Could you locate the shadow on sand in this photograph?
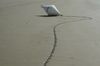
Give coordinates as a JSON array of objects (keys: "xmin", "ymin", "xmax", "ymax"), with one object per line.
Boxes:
[{"xmin": 36, "ymin": 15, "xmax": 59, "ymax": 17}]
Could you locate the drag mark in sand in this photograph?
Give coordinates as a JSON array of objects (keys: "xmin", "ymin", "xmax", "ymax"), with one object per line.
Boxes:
[{"xmin": 43, "ymin": 16, "xmax": 92, "ymax": 66}]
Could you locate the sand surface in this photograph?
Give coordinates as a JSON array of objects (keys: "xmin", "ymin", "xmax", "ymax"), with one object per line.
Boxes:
[{"xmin": 0, "ymin": 0, "xmax": 100, "ymax": 66}]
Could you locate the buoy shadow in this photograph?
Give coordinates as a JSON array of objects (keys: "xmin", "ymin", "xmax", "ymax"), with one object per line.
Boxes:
[{"xmin": 36, "ymin": 15, "xmax": 59, "ymax": 17}]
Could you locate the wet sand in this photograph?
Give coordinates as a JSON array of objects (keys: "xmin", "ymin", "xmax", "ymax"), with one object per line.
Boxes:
[{"xmin": 0, "ymin": 0, "xmax": 100, "ymax": 66}]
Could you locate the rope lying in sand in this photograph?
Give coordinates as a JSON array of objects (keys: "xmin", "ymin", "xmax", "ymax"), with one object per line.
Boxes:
[{"xmin": 43, "ymin": 16, "xmax": 93, "ymax": 66}]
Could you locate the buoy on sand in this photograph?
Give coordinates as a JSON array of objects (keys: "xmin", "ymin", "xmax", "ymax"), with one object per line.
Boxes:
[{"xmin": 41, "ymin": 5, "xmax": 61, "ymax": 16}]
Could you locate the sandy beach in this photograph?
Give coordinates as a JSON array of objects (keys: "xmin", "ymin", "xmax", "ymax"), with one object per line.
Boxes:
[{"xmin": 0, "ymin": 0, "xmax": 100, "ymax": 66}]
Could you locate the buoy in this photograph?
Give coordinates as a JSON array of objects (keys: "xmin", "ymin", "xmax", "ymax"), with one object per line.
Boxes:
[{"xmin": 41, "ymin": 5, "xmax": 61, "ymax": 16}]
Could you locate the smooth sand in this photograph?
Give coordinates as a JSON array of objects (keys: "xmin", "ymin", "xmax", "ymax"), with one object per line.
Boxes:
[{"xmin": 0, "ymin": 0, "xmax": 100, "ymax": 66}]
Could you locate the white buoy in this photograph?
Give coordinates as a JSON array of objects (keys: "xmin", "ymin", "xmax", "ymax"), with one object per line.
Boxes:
[{"xmin": 41, "ymin": 5, "xmax": 61, "ymax": 16}]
